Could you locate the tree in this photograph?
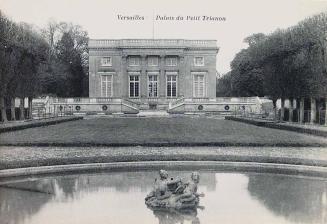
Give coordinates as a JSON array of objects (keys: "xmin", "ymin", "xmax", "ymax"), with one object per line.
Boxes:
[
  {"xmin": 229, "ymin": 12, "xmax": 327, "ymax": 100},
  {"xmin": 0, "ymin": 10, "xmax": 49, "ymax": 122},
  {"xmin": 216, "ymin": 72, "xmax": 232, "ymax": 97},
  {"xmin": 41, "ymin": 21, "xmax": 89, "ymax": 97}
]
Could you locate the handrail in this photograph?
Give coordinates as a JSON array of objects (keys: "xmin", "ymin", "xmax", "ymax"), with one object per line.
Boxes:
[
  {"xmin": 169, "ymin": 96, "xmax": 185, "ymax": 109},
  {"xmin": 122, "ymin": 98, "xmax": 139, "ymax": 109}
]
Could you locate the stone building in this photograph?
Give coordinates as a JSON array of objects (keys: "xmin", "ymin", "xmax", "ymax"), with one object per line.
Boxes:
[
  {"xmin": 88, "ymin": 39, "xmax": 218, "ymax": 110},
  {"xmin": 47, "ymin": 39, "xmax": 261, "ymax": 115}
]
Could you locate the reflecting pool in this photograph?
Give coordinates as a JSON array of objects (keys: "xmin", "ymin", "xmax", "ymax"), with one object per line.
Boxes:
[{"xmin": 0, "ymin": 170, "xmax": 326, "ymax": 224}]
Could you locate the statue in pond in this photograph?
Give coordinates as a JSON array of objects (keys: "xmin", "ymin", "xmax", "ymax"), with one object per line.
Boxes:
[{"xmin": 145, "ymin": 170, "xmax": 204, "ymax": 211}]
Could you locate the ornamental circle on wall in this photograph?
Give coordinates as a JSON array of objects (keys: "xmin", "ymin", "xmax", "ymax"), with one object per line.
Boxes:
[
  {"xmin": 224, "ymin": 105, "xmax": 230, "ymax": 111},
  {"xmin": 102, "ymin": 105, "xmax": 108, "ymax": 111},
  {"xmin": 75, "ymin": 105, "xmax": 81, "ymax": 111},
  {"xmin": 198, "ymin": 105, "xmax": 204, "ymax": 111}
]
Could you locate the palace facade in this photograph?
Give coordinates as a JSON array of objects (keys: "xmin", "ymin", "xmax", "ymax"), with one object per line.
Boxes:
[
  {"xmin": 46, "ymin": 39, "xmax": 261, "ymax": 115},
  {"xmin": 88, "ymin": 39, "xmax": 218, "ymax": 110}
]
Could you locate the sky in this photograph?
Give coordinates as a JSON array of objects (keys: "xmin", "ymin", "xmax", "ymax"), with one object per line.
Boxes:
[{"xmin": 1, "ymin": 0, "xmax": 327, "ymax": 74}]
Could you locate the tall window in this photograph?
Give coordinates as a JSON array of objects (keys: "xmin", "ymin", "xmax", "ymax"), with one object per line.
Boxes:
[
  {"xmin": 101, "ymin": 57, "xmax": 112, "ymax": 66},
  {"xmin": 101, "ymin": 75, "xmax": 113, "ymax": 97},
  {"xmin": 194, "ymin": 56, "xmax": 204, "ymax": 66},
  {"xmin": 148, "ymin": 75, "xmax": 158, "ymax": 97},
  {"xmin": 128, "ymin": 56, "xmax": 140, "ymax": 66},
  {"xmin": 129, "ymin": 75, "xmax": 139, "ymax": 97},
  {"xmin": 166, "ymin": 57, "xmax": 177, "ymax": 66},
  {"xmin": 167, "ymin": 75, "xmax": 177, "ymax": 97},
  {"xmin": 148, "ymin": 56, "xmax": 159, "ymax": 66},
  {"xmin": 193, "ymin": 74, "xmax": 205, "ymax": 97}
]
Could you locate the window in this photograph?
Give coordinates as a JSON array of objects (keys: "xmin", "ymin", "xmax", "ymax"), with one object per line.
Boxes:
[
  {"xmin": 101, "ymin": 57, "xmax": 112, "ymax": 66},
  {"xmin": 194, "ymin": 56, "xmax": 204, "ymax": 66},
  {"xmin": 128, "ymin": 56, "xmax": 140, "ymax": 66},
  {"xmin": 167, "ymin": 75, "xmax": 177, "ymax": 97},
  {"xmin": 193, "ymin": 74, "xmax": 205, "ymax": 97},
  {"xmin": 129, "ymin": 75, "xmax": 139, "ymax": 97},
  {"xmin": 101, "ymin": 75, "xmax": 113, "ymax": 97},
  {"xmin": 166, "ymin": 57, "xmax": 177, "ymax": 66},
  {"xmin": 148, "ymin": 56, "xmax": 159, "ymax": 66},
  {"xmin": 148, "ymin": 74, "xmax": 158, "ymax": 97}
]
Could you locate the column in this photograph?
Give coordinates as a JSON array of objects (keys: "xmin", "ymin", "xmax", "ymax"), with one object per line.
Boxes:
[
  {"xmin": 310, "ymin": 97, "xmax": 316, "ymax": 124},
  {"xmin": 159, "ymin": 55, "xmax": 166, "ymax": 99},
  {"xmin": 120, "ymin": 54, "xmax": 127, "ymax": 98},
  {"xmin": 140, "ymin": 55, "xmax": 147, "ymax": 99},
  {"xmin": 178, "ymin": 55, "xmax": 185, "ymax": 97},
  {"xmin": 280, "ymin": 98, "xmax": 285, "ymax": 121},
  {"xmin": 299, "ymin": 98, "xmax": 304, "ymax": 123},
  {"xmin": 289, "ymin": 98, "xmax": 294, "ymax": 122},
  {"xmin": 325, "ymin": 97, "xmax": 327, "ymax": 126}
]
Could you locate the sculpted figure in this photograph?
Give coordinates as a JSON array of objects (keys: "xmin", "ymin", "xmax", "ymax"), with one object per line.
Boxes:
[
  {"xmin": 145, "ymin": 170, "xmax": 171, "ymax": 203},
  {"xmin": 173, "ymin": 172, "xmax": 205, "ymax": 209},
  {"xmin": 145, "ymin": 170, "xmax": 204, "ymax": 211}
]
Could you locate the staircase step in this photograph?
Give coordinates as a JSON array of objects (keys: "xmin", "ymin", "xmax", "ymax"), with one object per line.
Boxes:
[{"xmin": 138, "ymin": 110, "xmax": 169, "ymax": 117}]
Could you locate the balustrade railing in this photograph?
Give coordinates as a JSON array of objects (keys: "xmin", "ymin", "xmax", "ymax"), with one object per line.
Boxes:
[
  {"xmin": 122, "ymin": 99, "xmax": 139, "ymax": 109},
  {"xmin": 169, "ymin": 96, "xmax": 185, "ymax": 108},
  {"xmin": 96, "ymin": 98, "xmax": 121, "ymax": 103},
  {"xmin": 89, "ymin": 39, "xmax": 217, "ymax": 49},
  {"xmin": 191, "ymin": 98, "xmax": 210, "ymax": 102}
]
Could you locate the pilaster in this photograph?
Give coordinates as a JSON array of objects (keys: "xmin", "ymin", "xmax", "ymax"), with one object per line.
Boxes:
[
  {"xmin": 121, "ymin": 54, "xmax": 128, "ymax": 98},
  {"xmin": 178, "ymin": 55, "xmax": 185, "ymax": 97},
  {"xmin": 140, "ymin": 55, "xmax": 147, "ymax": 98},
  {"xmin": 159, "ymin": 55, "xmax": 166, "ymax": 98}
]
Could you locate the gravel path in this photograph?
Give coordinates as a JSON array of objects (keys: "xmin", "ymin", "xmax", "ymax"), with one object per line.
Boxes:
[{"xmin": 0, "ymin": 146, "xmax": 326, "ymax": 170}]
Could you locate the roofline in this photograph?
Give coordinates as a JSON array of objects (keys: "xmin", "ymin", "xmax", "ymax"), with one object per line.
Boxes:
[{"xmin": 89, "ymin": 38, "xmax": 218, "ymax": 41}]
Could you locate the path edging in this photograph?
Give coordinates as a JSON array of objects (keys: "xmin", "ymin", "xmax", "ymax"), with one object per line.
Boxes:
[
  {"xmin": 225, "ymin": 116, "xmax": 327, "ymax": 137},
  {"xmin": 0, "ymin": 117, "xmax": 83, "ymax": 133}
]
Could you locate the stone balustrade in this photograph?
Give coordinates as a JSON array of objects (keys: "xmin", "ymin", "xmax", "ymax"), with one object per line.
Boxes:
[{"xmin": 89, "ymin": 39, "xmax": 218, "ymax": 49}]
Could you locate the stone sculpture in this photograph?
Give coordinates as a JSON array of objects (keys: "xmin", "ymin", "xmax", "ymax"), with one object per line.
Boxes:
[{"xmin": 145, "ymin": 170, "xmax": 204, "ymax": 211}]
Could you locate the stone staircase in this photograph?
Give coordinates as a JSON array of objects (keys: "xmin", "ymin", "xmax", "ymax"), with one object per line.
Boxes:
[
  {"xmin": 137, "ymin": 110, "xmax": 169, "ymax": 117},
  {"xmin": 32, "ymin": 102, "xmax": 46, "ymax": 118},
  {"xmin": 31, "ymin": 97, "xmax": 51, "ymax": 119}
]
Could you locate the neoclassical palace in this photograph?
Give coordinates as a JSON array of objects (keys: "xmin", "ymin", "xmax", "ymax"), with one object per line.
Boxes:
[
  {"xmin": 88, "ymin": 39, "xmax": 218, "ymax": 110},
  {"xmin": 45, "ymin": 39, "xmax": 261, "ymax": 115}
]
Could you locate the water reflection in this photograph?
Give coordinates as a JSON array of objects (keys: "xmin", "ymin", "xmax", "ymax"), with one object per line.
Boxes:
[
  {"xmin": 248, "ymin": 174, "xmax": 327, "ymax": 224},
  {"xmin": 0, "ymin": 171, "xmax": 326, "ymax": 224},
  {"xmin": 151, "ymin": 208, "xmax": 201, "ymax": 224},
  {"xmin": 0, "ymin": 179, "xmax": 57, "ymax": 224}
]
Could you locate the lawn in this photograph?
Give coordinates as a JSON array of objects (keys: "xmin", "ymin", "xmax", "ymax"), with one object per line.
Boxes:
[{"xmin": 0, "ymin": 117, "xmax": 327, "ymax": 146}]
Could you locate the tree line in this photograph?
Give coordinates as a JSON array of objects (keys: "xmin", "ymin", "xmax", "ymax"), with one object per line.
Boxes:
[
  {"xmin": 217, "ymin": 12, "xmax": 327, "ymax": 106},
  {"xmin": 0, "ymin": 11, "xmax": 88, "ymax": 122}
]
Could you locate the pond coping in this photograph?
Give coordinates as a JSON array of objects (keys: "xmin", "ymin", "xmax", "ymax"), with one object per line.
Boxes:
[{"xmin": 0, "ymin": 161, "xmax": 326, "ymax": 179}]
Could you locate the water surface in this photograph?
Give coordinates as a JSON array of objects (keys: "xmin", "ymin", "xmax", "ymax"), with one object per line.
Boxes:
[{"xmin": 0, "ymin": 170, "xmax": 326, "ymax": 224}]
